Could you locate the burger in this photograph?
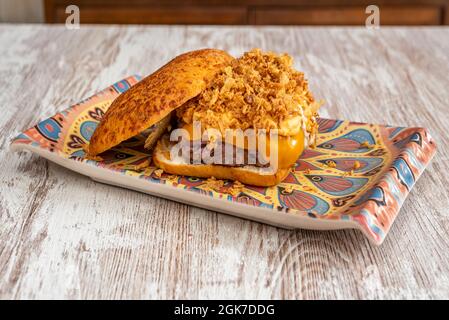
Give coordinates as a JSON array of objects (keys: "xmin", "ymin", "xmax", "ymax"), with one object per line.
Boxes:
[{"xmin": 88, "ymin": 48, "xmax": 321, "ymax": 187}]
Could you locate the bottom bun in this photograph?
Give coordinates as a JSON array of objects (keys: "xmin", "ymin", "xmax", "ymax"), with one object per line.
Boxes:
[{"xmin": 152, "ymin": 136, "xmax": 290, "ymax": 187}]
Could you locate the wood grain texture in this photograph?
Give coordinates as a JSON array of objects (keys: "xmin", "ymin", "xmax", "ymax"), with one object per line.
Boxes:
[{"xmin": 0, "ymin": 25, "xmax": 448, "ymax": 299}]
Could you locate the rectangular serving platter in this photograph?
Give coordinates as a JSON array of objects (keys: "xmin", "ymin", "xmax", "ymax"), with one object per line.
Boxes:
[{"xmin": 10, "ymin": 76, "xmax": 437, "ymax": 245}]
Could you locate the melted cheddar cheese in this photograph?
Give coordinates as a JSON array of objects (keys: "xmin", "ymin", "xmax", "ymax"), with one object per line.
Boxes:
[{"xmin": 179, "ymin": 123, "xmax": 305, "ymax": 169}]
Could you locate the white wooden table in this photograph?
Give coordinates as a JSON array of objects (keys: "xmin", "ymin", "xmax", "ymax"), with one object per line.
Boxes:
[{"xmin": 0, "ymin": 24, "xmax": 448, "ymax": 299}]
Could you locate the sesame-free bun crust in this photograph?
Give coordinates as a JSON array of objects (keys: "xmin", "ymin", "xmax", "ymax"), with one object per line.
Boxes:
[
  {"xmin": 152, "ymin": 136, "xmax": 290, "ymax": 187},
  {"xmin": 88, "ymin": 49, "xmax": 233, "ymax": 156}
]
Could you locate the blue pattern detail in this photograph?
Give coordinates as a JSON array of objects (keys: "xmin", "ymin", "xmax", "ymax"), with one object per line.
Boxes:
[
  {"xmin": 80, "ymin": 121, "xmax": 98, "ymax": 141},
  {"xmin": 360, "ymin": 209, "xmax": 385, "ymax": 238},
  {"xmin": 112, "ymin": 79, "xmax": 131, "ymax": 93},
  {"xmin": 388, "ymin": 127, "xmax": 405, "ymax": 139},
  {"xmin": 35, "ymin": 118, "xmax": 61, "ymax": 142},
  {"xmin": 392, "ymin": 158, "xmax": 415, "ymax": 191},
  {"xmin": 317, "ymin": 129, "xmax": 376, "ymax": 153},
  {"xmin": 354, "ymin": 186, "xmax": 386, "ymax": 206}
]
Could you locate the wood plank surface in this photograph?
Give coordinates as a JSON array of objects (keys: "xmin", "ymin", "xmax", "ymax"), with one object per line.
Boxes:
[{"xmin": 0, "ymin": 25, "xmax": 448, "ymax": 299}]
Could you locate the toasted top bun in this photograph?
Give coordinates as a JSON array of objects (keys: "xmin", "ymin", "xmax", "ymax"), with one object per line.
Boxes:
[{"xmin": 88, "ymin": 49, "xmax": 234, "ymax": 156}]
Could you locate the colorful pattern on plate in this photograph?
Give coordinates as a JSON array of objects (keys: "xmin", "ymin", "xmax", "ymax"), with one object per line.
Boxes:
[{"xmin": 11, "ymin": 76, "xmax": 436, "ymax": 244}]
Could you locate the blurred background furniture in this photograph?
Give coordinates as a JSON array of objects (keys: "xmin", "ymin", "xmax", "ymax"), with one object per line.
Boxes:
[
  {"xmin": 43, "ymin": 0, "xmax": 449, "ymax": 25},
  {"xmin": 2, "ymin": 0, "xmax": 448, "ymax": 25}
]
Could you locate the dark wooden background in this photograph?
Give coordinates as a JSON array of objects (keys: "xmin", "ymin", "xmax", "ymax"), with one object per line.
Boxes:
[{"xmin": 44, "ymin": 0, "xmax": 449, "ymax": 25}]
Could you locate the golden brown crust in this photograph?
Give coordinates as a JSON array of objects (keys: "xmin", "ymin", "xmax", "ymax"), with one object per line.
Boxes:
[
  {"xmin": 88, "ymin": 49, "xmax": 234, "ymax": 156},
  {"xmin": 152, "ymin": 137, "xmax": 290, "ymax": 187}
]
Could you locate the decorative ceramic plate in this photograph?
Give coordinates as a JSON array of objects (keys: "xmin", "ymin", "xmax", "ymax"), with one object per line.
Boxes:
[{"xmin": 10, "ymin": 76, "xmax": 436, "ymax": 245}]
